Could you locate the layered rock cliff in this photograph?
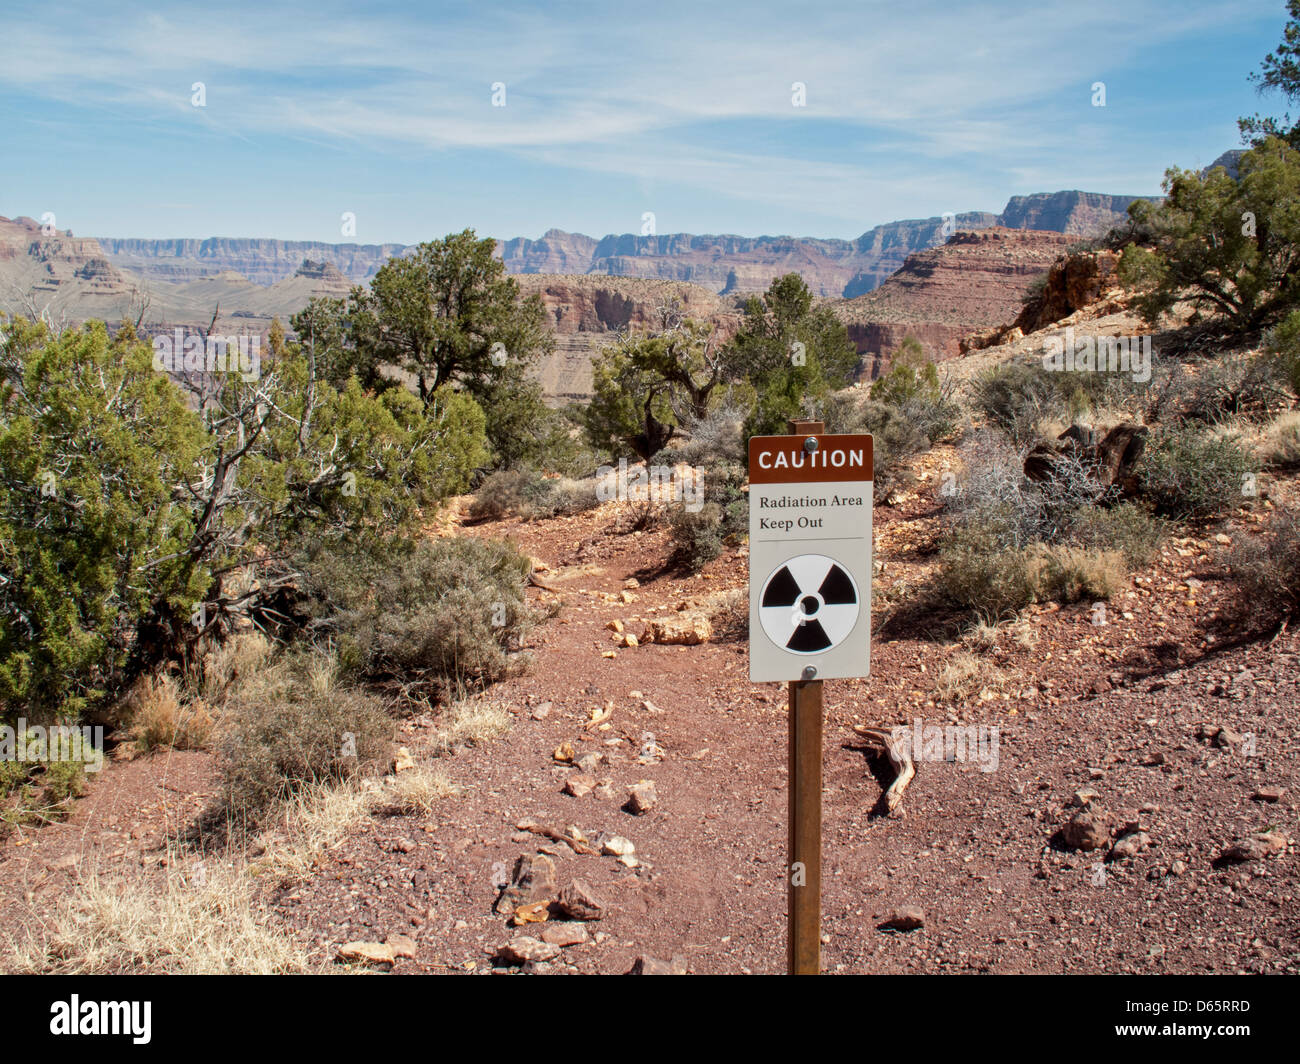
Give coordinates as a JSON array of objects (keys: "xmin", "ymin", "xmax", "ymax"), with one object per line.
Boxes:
[
  {"xmin": 89, "ymin": 190, "xmax": 1151, "ymax": 298},
  {"xmin": 832, "ymin": 227, "xmax": 1074, "ymax": 378}
]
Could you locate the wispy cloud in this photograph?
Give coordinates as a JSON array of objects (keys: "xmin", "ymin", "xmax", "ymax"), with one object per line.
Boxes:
[{"xmin": 0, "ymin": 0, "xmax": 1283, "ymax": 238}]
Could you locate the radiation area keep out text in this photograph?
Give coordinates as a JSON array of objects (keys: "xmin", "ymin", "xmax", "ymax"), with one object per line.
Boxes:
[{"xmin": 756, "ymin": 492, "xmax": 867, "ymax": 532}]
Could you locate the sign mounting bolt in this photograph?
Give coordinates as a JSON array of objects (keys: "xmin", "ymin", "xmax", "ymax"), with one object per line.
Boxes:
[
  {"xmin": 804, "ymin": 437, "xmax": 819, "ymax": 453},
  {"xmin": 802, "ymin": 665, "xmax": 818, "ymax": 680}
]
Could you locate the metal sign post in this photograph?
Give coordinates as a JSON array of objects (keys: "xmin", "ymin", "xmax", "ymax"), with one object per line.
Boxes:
[{"xmin": 749, "ymin": 419, "xmax": 873, "ymax": 975}]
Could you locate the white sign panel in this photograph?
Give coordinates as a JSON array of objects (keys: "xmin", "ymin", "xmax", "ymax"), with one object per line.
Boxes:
[{"xmin": 748, "ymin": 433, "xmax": 872, "ymax": 682}]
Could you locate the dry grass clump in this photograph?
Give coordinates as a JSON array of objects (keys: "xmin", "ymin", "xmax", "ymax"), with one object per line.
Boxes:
[
  {"xmin": 431, "ymin": 697, "xmax": 511, "ymax": 755},
  {"xmin": 934, "ymin": 650, "xmax": 991, "ymax": 702},
  {"xmin": 126, "ymin": 675, "xmax": 216, "ymax": 753},
  {"xmin": 1029, "ymin": 545, "xmax": 1126, "ymax": 604},
  {"xmin": 195, "ymin": 630, "xmax": 271, "ymax": 704},
  {"xmin": 6, "ymin": 861, "xmax": 318, "ymax": 974},
  {"xmin": 934, "ymin": 646, "xmax": 1025, "ymax": 704},
  {"xmin": 251, "ymin": 778, "xmax": 375, "ymax": 883},
  {"xmin": 1259, "ymin": 410, "xmax": 1300, "ymax": 470},
  {"xmin": 372, "ymin": 765, "xmax": 458, "ymax": 817}
]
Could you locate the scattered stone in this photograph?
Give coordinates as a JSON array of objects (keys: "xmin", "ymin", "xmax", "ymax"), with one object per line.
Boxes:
[
  {"xmin": 640, "ymin": 700, "xmax": 663, "ymax": 716},
  {"xmin": 626, "ymin": 780, "xmax": 658, "ymax": 815},
  {"xmin": 1142, "ymin": 751, "xmax": 1166, "ymax": 767},
  {"xmin": 337, "ymin": 941, "xmax": 395, "ymax": 968},
  {"xmin": 1109, "ymin": 831, "xmax": 1151, "ymax": 861},
  {"xmin": 512, "ymin": 901, "xmax": 550, "ymax": 925},
  {"xmin": 602, "ymin": 836, "xmax": 636, "ymax": 858},
  {"xmin": 563, "ymin": 774, "xmax": 597, "ymax": 799},
  {"xmin": 621, "ymin": 633, "xmax": 639, "ymax": 648},
  {"xmin": 563, "ymin": 825, "xmax": 588, "ymax": 844},
  {"xmin": 1252, "ymin": 785, "xmax": 1285, "ymax": 803},
  {"xmin": 624, "ymin": 578, "xmax": 640, "ymax": 589},
  {"xmin": 494, "ymin": 854, "xmax": 557, "ymax": 915},
  {"xmin": 1217, "ymin": 832, "xmax": 1289, "ymax": 865},
  {"xmin": 1196, "ymin": 723, "xmax": 1222, "ymax": 742},
  {"xmin": 1070, "ymin": 788, "xmax": 1100, "ymax": 808},
  {"xmin": 393, "ymin": 747, "xmax": 415, "ymax": 773},
  {"xmin": 642, "ymin": 616, "xmax": 712, "ymax": 646},
  {"xmin": 594, "ymin": 781, "xmax": 617, "ymax": 801},
  {"xmin": 496, "ymin": 937, "xmax": 561, "ymax": 966},
  {"xmin": 1061, "ymin": 810, "xmax": 1110, "ymax": 852},
  {"xmin": 628, "ymin": 954, "xmax": 687, "ymax": 974},
  {"xmin": 1215, "ymin": 727, "xmax": 1243, "ymax": 749},
  {"xmin": 531, "ymin": 701, "xmax": 553, "ymax": 721},
  {"xmin": 539, "ymin": 922, "xmax": 590, "ymax": 947},
  {"xmin": 879, "ymin": 906, "xmax": 925, "ymax": 932},
  {"xmin": 386, "ymin": 933, "xmax": 417, "ymax": 959},
  {"xmin": 606, "ymin": 619, "xmax": 624, "ymax": 634},
  {"xmin": 576, "ymin": 753, "xmax": 603, "ymax": 774},
  {"xmin": 553, "ymin": 742, "xmax": 576, "ymax": 763},
  {"xmin": 617, "ymin": 854, "xmax": 640, "ymax": 869},
  {"xmin": 555, "ymin": 879, "xmax": 606, "ymax": 921},
  {"xmin": 1170, "ymin": 860, "xmax": 1187, "ymax": 876}
]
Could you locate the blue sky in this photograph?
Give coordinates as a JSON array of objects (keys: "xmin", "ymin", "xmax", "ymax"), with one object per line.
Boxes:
[{"xmin": 0, "ymin": 0, "xmax": 1291, "ymax": 243}]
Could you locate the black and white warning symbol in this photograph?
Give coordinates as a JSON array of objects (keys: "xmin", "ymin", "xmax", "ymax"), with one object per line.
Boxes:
[{"xmin": 759, "ymin": 554, "xmax": 860, "ymax": 654}]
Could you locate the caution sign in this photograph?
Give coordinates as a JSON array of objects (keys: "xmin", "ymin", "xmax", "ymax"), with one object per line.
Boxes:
[{"xmin": 748, "ymin": 433, "xmax": 872, "ymax": 681}]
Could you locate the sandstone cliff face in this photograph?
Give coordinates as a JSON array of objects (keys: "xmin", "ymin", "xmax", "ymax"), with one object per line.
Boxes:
[
  {"xmin": 0, "ymin": 216, "xmax": 138, "ymax": 321},
  {"xmin": 962, "ymin": 247, "xmax": 1125, "ymax": 352},
  {"xmin": 832, "ymin": 227, "xmax": 1074, "ymax": 378},
  {"xmin": 513, "ymin": 275, "xmax": 737, "ymax": 399},
  {"xmin": 99, "ymin": 236, "xmax": 407, "ymax": 286},
  {"xmin": 90, "ymin": 190, "xmax": 1150, "ymax": 298},
  {"xmin": 998, "ymin": 191, "xmax": 1155, "ymax": 235}
]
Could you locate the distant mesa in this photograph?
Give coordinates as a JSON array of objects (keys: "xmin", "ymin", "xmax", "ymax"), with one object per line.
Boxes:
[
  {"xmin": 0, "ymin": 184, "xmax": 1163, "ymax": 401},
  {"xmin": 82, "ymin": 189, "xmax": 1154, "ymax": 299}
]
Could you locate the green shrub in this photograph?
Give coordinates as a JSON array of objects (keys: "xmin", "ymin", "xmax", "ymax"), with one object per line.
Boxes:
[
  {"xmin": 1069, "ymin": 501, "xmax": 1162, "ymax": 567},
  {"xmin": 669, "ymin": 502, "xmax": 724, "ymax": 572},
  {"xmin": 821, "ymin": 393, "xmax": 931, "ymax": 500},
  {"xmin": 0, "ymin": 732, "xmax": 86, "ymax": 831},
  {"xmin": 937, "ymin": 526, "xmax": 1039, "ymax": 617},
  {"xmin": 667, "ymin": 460, "xmax": 746, "ymax": 572},
  {"xmin": 1138, "ymin": 425, "xmax": 1257, "ymax": 519},
  {"xmin": 216, "ymin": 651, "xmax": 392, "ymax": 825},
  {"xmin": 970, "ymin": 362, "xmax": 1062, "ymax": 445},
  {"xmin": 1227, "ymin": 508, "xmax": 1300, "ymax": 616},
  {"xmin": 468, "ymin": 469, "xmax": 601, "ymax": 521},
  {"xmin": 1266, "ymin": 309, "xmax": 1300, "ymax": 398},
  {"xmin": 870, "ymin": 341, "xmax": 961, "ymax": 443},
  {"xmin": 299, "ymin": 535, "xmax": 534, "ymax": 695},
  {"xmin": 0, "ymin": 320, "xmax": 208, "ymax": 723}
]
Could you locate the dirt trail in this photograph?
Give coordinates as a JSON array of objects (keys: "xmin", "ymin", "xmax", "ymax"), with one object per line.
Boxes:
[{"xmin": 3, "ymin": 476, "xmax": 1297, "ymax": 974}]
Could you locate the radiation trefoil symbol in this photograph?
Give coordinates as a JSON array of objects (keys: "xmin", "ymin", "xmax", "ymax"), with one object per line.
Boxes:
[{"xmin": 759, "ymin": 554, "xmax": 860, "ymax": 654}]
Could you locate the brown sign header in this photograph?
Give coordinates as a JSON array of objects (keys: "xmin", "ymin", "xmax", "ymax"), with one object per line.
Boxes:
[{"xmin": 749, "ymin": 433, "xmax": 873, "ymax": 485}]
